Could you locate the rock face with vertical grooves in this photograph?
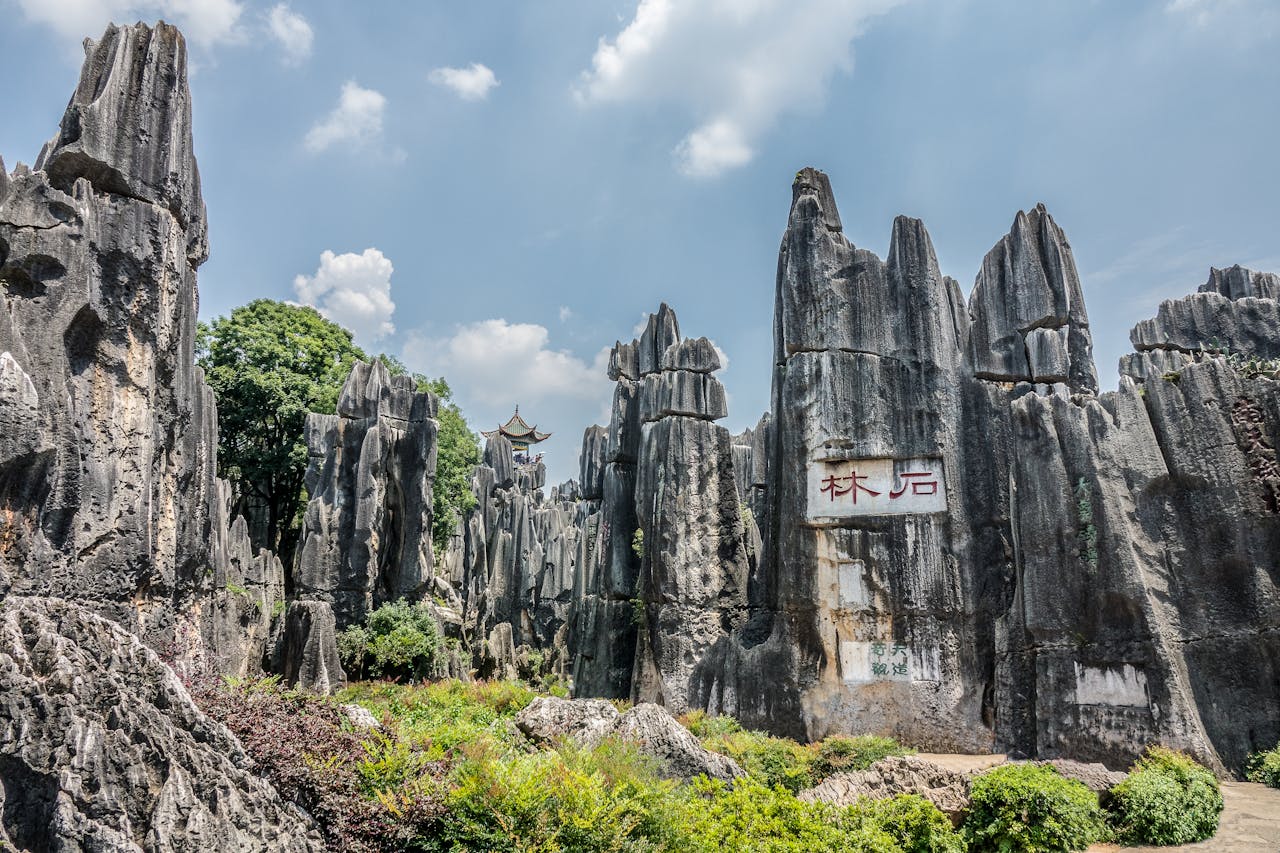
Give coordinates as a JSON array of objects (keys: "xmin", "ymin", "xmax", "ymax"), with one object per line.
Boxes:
[
  {"xmin": 294, "ymin": 359, "xmax": 439, "ymax": 627},
  {"xmin": 0, "ymin": 596, "xmax": 324, "ymax": 852},
  {"xmin": 446, "ymin": 430, "xmax": 586, "ymax": 682},
  {"xmin": 0, "ymin": 22, "xmax": 280, "ymax": 675},
  {"xmin": 685, "ymin": 167, "xmax": 1278, "ymax": 774}
]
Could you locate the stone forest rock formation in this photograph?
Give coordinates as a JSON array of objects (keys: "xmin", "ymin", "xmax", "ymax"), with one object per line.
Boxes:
[
  {"xmin": 0, "ymin": 596, "xmax": 324, "ymax": 851},
  {"xmin": 0, "ymin": 22, "xmax": 281, "ymax": 675},
  {"xmin": 679, "ymin": 167, "xmax": 1278, "ymax": 774}
]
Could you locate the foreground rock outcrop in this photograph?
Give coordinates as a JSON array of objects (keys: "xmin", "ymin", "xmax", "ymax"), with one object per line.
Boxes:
[
  {"xmin": 0, "ymin": 596, "xmax": 324, "ymax": 852},
  {"xmin": 0, "ymin": 22, "xmax": 281, "ymax": 674}
]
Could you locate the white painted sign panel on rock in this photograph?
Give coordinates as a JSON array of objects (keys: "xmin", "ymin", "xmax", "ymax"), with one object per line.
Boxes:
[{"xmin": 806, "ymin": 457, "xmax": 946, "ymax": 521}]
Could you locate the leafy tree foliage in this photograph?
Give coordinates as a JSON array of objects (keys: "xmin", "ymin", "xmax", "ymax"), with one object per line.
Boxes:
[
  {"xmin": 198, "ymin": 302, "xmax": 481, "ymax": 570},
  {"xmin": 197, "ymin": 300, "xmax": 367, "ymax": 566}
]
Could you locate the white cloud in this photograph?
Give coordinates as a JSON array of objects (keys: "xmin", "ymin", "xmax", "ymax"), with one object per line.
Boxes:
[
  {"xmin": 404, "ymin": 320, "xmax": 610, "ymax": 410},
  {"xmin": 576, "ymin": 0, "xmax": 904, "ymax": 177},
  {"xmin": 429, "ymin": 63, "xmax": 500, "ymax": 101},
  {"xmin": 402, "ymin": 320, "xmax": 614, "ymax": 484},
  {"xmin": 293, "ymin": 248, "xmax": 396, "ymax": 346},
  {"xmin": 558, "ymin": 306, "xmax": 574, "ymax": 322},
  {"xmin": 1165, "ymin": 0, "xmax": 1280, "ymax": 33},
  {"xmin": 265, "ymin": 3, "xmax": 312, "ymax": 65},
  {"xmin": 304, "ymin": 81, "xmax": 386, "ymax": 153},
  {"xmin": 13, "ymin": 0, "xmax": 245, "ymax": 48}
]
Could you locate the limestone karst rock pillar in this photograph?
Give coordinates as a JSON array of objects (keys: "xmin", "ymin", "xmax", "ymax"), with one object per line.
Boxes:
[
  {"xmin": 630, "ymin": 319, "xmax": 749, "ymax": 713},
  {"xmin": 294, "ymin": 359, "xmax": 440, "ymax": 626},
  {"xmin": 570, "ymin": 339, "xmax": 645, "ymax": 698},
  {"xmin": 0, "ymin": 22, "xmax": 280, "ymax": 674},
  {"xmin": 735, "ymin": 168, "xmax": 987, "ymax": 747},
  {"xmin": 446, "ymin": 430, "xmax": 586, "ymax": 682}
]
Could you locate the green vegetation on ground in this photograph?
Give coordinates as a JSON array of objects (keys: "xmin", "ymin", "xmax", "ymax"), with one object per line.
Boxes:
[
  {"xmin": 337, "ymin": 600, "xmax": 447, "ymax": 683},
  {"xmin": 962, "ymin": 763, "xmax": 1107, "ymax": 853},
  {"xmin": 192, "ymin": 675, "xmax": 1229, "ymax": 852},
  {"xmin": 1247, "ymin": 741, "xmax": 1280, "ymax": 788}
]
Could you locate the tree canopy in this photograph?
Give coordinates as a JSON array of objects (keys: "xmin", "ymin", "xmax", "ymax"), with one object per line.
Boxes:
[
  {"xmin": 197, "ymin": 299, "xmax": 368, "ymax": 566},
  {"xmin": 197, "ymin": 300, "xmax": 482, "ymax": 569}
]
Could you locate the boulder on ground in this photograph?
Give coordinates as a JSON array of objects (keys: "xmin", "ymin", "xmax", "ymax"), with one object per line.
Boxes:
[
  {"xmin": 0, "ymin": 596, "xmax": 324, "ymax": 852},
  {"xmin": 514, "ymin": 697, "xmax": 744, "ymax": 781},
  {"xmin": 799, "ymin": 755, "xmax": 973, "ymax": 822}
]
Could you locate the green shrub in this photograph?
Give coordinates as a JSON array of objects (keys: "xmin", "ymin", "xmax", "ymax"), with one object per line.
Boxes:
[
  {"xmin": 842, "ymin": 794, "xmax": 965, "ymax": 853},
  {"xmin": 442, "ymin": 739, "xmax": 680, "ymax": 851},
  {"xmin": 1246, "ymin": 742, "xmax": 1280, "ymax": 788},
  {"xmin": 812, "ymin": 735, "xmax": 913, "ymax": 781},
  {"xmin": 679, "ymin": 709, "xmax": 744, "ymax": 738},
  {"xmin": 963, "ymin": 763, "xmax": 1107, "ymax": 853},
  {"xmin": 1107, "ymin": 746, "xmax": 1222, "ymax": 845},
  {"xmin": 698, "ymin": 727, "xmax": 816, "ymax": 793},
  {"xmin": 338, "ymin": 600, "xmax": 444, "ymax": 682},
  {"xmin": 673, "ymin": 776, "xmax": 899, "ymax": 853}
]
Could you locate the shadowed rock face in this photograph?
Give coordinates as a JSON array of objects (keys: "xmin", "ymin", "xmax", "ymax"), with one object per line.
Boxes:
[
  {"xmin": 294, "ymin": 359, "xmax": 439, "ymax": 627},
  {"xmin": 0, "ymin": 596, "xmax": 325, "ymax": 852},
  {"xmin": 698, "ymin": 167, "xmax": 1278, "ymax": 774},
  {"xmin": 0, "ymin": 22, "xmax": 280, "ymax": 674}
]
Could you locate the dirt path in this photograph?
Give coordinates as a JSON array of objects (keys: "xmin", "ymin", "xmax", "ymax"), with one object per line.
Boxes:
[{"xmin": 1089, "ymin": 781, "xmax": 1280, "ymax": 852}]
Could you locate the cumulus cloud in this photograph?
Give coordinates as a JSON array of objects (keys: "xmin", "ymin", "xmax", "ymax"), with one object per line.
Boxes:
[
  {"xmin": 404, "ymin": 320, "xmax": 610, "ymax": 410},
  {"xmin": 429, "ymin": 63, "xmax": 500, "ymax": 100},
  {"xmin": 265, "ymin": 3, "xmax": 312, "ymax": 65},
  {"xmin": 304, "ymin": 81, "xmax": 386, "ymax": 152},
  {"xmin": 13, "ymin": 0, "xmax": 244, "ymax": 48},
  {"xmin": 576, "ymin": 0, "xmax": 904, "ymax": 177},
  {"xmin": 293, "ymin": 248, "xmax": 396, "ymax": 345}
]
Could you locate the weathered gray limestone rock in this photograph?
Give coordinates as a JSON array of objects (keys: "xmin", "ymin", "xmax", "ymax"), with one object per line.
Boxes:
[
  {"xmin": 967, "ymin": 203, "xmax": 1096, "ymax": 390},
  {"xmin": 276, "ymin": 600, "xmax": 346, "ymax": 694},
  {"xmin": 448, "ymin": 432, "xmax": 589, "ymax": 682},
  {"xmin": 625, "ymin": 306, "xmax": 750, "ymax": 714},
  {"xmin": 800, "ymin": 756, "xmax": 973, "ymax": 821},
  {"xmin": 293, "ymin": 359, "xmax": 439, "ymax": 628},
  {"xmin": 0, "ymin": 596, "xmax": 324, "ymax": 852},
  {"xmin": 514, "ymin": 696, "xmax": 744, "ymax": 781},
  {"xmin": 0, "ymin": 22, "xmax": 280, "ymax": 674}
]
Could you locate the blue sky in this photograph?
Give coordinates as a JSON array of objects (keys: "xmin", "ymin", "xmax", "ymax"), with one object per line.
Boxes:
[{"xmin": 2, "ymin": 0, "xmax": 1278, "ymax": 485}]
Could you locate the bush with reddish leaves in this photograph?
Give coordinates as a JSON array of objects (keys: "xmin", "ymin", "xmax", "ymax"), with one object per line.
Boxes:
[{"xmin": 192, "ymin": 677, "xmax": 447, "ymax": 852}]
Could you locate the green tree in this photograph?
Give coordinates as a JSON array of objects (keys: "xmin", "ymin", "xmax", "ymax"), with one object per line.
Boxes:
[
  {"xmin": 197, "ymin": 299, "xmax": 368, "ymax": 566},
  {"xmin": 418, "ymin": 377, "xmax": 480, "ymax": 551}
]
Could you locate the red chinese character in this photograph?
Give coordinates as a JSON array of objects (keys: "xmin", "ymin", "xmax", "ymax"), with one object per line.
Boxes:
[
  {"xmin": 849, "ymin": 470, "xmax": 881, "ymax": 504},
  {"xmin": 890, "ymin": 471, "xmax": 938, "ymax": 499},
  {"xmin": 821, "ymin": 474, "xmax": 853, "ymax": 501}
]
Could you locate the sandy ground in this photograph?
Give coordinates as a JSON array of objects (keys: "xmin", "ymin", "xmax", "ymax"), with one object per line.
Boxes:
[{"xmin": 916, "ymin": 754, "xmax": 1280, "ymax": 852}]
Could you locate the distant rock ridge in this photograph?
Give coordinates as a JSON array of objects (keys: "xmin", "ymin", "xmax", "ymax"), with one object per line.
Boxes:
[{"xmin": 0, "ymin": 21, "xmax": 280, "ymax": 675}]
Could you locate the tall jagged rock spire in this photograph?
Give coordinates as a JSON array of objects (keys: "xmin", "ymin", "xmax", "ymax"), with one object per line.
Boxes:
[
  {"xmin": 0, "ymin": 22, "xmax": 279, "ymax": 674},
  {"xmin": 967, "ymin": 204, "xmax": 1097, "ymax": 391}
]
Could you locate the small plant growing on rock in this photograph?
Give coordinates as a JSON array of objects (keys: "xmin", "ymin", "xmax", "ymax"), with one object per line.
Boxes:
[
  {"xmin": 1106, "ymin": 746, "xmax": 1222, "ymax": 845},
  {"xmin": 962, "ymin": 763, "xmax": 1107, "ymax": 853},
  {"xmin": 1246, "ymin": 742, "xmax": 1280, "ymax": 788}
]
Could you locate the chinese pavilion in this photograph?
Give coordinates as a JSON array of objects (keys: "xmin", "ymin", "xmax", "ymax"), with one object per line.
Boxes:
[{"xmin": 481, "ymin": 406, "xmax": 552, "ymax": 455}]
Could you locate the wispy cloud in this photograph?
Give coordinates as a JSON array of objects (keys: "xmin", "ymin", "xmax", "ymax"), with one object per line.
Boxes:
[
  {"xmin": 304, "ymin": 81, "xmax": 386, "ymax": 153},
  {"xmin": 265, "ymin": 3, "xmax": 312, "ymax": 65},
  {"xmin": 575, "ymin": 0, "xmax": 904, "ymax": 177},
  {"xmin": 429, "ymin": 63, "xmax": 500, "ymax": 101}
]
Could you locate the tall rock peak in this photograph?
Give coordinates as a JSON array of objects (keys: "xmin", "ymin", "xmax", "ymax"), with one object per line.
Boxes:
[
  {"xmin": 967, "ymin": 203, "xmax": 1097, "ymax": 391},
  {"xmin": 35, "ymin": 22, "xmax": 207, "ymax": 266}
]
